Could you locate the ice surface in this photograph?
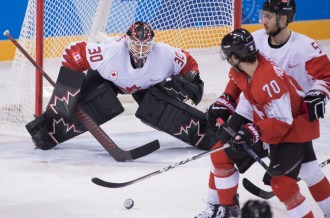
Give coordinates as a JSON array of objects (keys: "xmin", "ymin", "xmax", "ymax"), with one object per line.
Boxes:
[{"xmin": 0, "ymin": 40, "xmax": 330, "ymax": 218}]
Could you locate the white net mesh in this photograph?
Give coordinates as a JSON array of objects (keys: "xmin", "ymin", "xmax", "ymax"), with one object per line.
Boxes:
[{"xmin": 0, "ymin": 0, "xmax": 237, "ymax": 131}]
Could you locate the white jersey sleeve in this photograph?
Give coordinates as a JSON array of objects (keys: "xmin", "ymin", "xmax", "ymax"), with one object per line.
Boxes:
[{"xmin": 235, "ymin": 94, "xmax": 254, "ymax": 121}]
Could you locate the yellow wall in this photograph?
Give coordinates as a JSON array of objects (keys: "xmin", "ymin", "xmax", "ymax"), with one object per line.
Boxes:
[
  {"xmin": 243, "ymin": 20, "xmax": 330, "ymax": 40},
  {"xmin": 0, "ymin": 40, "xmax": 16, "ymax": 61},
  {"xmin": 1, "ymin": 19, "xmax": 329, "ymax": 61}
]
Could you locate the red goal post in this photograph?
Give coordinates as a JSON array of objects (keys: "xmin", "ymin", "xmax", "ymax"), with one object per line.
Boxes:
[{"xmin": 0, "ymin": 0, "xmax": 241, "ymax": 132}]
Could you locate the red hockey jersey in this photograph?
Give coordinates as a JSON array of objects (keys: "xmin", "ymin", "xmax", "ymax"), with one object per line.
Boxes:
[{"xmin": 225, "ymin": 54, "xmax": 319, "ymax": 144}]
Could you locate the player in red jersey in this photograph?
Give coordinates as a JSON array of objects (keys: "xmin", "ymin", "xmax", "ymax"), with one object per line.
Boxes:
[
  {"xmin": 200, "ymin": 0, "xmax": 330, "ymax": 217},
  {"xmin": 196, "ymin": 28, "xmax": 325, "ymax": 218}
]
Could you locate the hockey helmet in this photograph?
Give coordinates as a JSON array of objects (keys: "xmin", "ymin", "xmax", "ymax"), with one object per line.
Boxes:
[
  {"xmin": 126, "ymin": 21, "xmax": 155, "ymax": 68},
  {"xmin": 262, "ymin": 0, "xmax": 296, "ymax": 23},
  {"xmin": 221, "ymin": 28, "xmax": 258, "ymax": 62}
]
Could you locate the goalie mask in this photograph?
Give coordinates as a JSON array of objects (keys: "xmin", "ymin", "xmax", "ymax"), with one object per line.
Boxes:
[
  {"xmin": 221, "ymin": 28, "xmax": 258, "ymax": 63},
  {"xmin": 126, "ymin": 21, "xmax": 155, "ymax": 68}
]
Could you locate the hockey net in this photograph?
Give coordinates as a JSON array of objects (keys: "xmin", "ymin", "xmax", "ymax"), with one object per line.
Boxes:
[{"xmin": 0, "ymin": 0, "xmax": 241, "ymax": 132}]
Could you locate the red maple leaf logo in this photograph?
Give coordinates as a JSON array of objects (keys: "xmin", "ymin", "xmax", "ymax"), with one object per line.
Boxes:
[{"xmin": 124, "ymin": 85, "xmax": 142, "ymax": 94}]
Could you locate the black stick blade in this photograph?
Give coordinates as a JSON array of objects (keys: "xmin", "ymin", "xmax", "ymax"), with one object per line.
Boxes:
[
  {"xmin": 130, "ymin": 140, "xmax": 160, "ymax": 160},
  {"xmin": 242, "ymin": 178, "xmax": 275, "ymax": 200},
  {"xmin": 91, "ymin": 177, "xmax": 134, "ymax": 188}
]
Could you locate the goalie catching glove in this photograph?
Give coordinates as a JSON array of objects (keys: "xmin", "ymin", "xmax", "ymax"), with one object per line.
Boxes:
[
  {"xmin": 206, "ymin": 93, "xmax": 236, "ymax": 128},
  {"xmin": 302, "ymin": 90, "xmax": 326, "ymax": 122},
  {"xmin": 160, "ymin": 70, "xmax": 204, "ymax": 105},
  {"xmin": 230, "ymin": 123, "xmax": 260, "ymax": 151}
]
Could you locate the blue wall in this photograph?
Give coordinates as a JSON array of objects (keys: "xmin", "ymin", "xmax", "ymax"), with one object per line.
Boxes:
[
  {"xmin": 243, "ymin": 0, "xmax": 330, "ymax": 24},
  {"xmin": 0, "ymin": 0, "xmax": 28, "ymax": 40},
  {"xmin": 1, "ymin": 0, "xmax": 329, "ymax": 40}
]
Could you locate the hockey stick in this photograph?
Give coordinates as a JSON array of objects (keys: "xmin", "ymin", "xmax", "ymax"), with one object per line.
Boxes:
[
  {"xmin": 91, "ymin": 143, "xmax": 230, "ymax": 188},
  {"xmin": 4, "ymin": 30, "xmax": 160, "ymax": 162},
  {"xmin": 217, "ymin": 119, "xmax": 278, "ymax": 176},
  {"xmin": 217, "ymin": 118, "xmax": 303, "ymax": 177},
  {"xmin": 243, "ymin": 158, "xmax": 330, "ymax": 199}
]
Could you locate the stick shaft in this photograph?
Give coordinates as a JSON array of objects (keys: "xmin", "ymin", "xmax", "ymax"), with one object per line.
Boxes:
[
  {"xmin": 3, "ymin": 30, "xmax": 56, "ymax": 87},
  {"xmin": 3, "ymin": 30, "xmax": 159, "ymax": 161}
]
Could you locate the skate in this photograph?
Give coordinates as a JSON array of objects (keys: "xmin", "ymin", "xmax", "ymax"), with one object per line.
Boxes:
[{"xmin": 195, "ymin": 203, "xmax": 240, "ymax": 218}]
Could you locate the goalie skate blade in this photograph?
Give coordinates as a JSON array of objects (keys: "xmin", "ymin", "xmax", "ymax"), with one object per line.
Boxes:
[{"xmin": 242, "ymin": 178, "xmax": 275, "ymax": 199}]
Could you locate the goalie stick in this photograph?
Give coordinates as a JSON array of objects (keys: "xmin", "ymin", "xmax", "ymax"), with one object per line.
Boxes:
[
  {"xmin": 243, "ymin": 158, "xmax": 330, "ymax": 199},
  {"xmin": 91, "ymin": 143, "xmax": 230, "ymax": 188},
  {"xmin": 4, "ymin": 30, "xmax": 160, "ymax": 162}
]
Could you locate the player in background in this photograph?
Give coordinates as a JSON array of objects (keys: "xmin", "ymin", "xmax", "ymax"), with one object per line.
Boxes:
[
  {"xmin": 198, "ymin": 0, "xmax": 330, "ymax": 217},
  {"xmin": 196, "ymin": 28, "xmax": 322, "ymax": 218},
  {"xmin": 26, "ymin": 21, "xmax": 215, "ymax": 151},
  {"xmin": 253, "ymin": 1, "xmax": 330, "ymax": 215}
]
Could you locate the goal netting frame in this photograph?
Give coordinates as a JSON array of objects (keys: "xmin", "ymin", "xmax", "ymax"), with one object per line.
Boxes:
[{"xmin": 0, "ymin": 0, "xmax": 241, "ymax": 132}]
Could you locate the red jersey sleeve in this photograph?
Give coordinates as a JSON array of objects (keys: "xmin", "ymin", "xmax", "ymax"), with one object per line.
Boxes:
[
  {"xmin": 306, "ymin": 55, "xmax": 330, "ymax": 97},
  {"xmin": 224, "ymin": 74, "xmax": 241, "ymax": 100},
  {"xmin": 178, "ymin": 50, "xmax": 199, "ymax": 75},
  {"xmin": 61, "ymin": 42, "xmax": 90, "ymax": 72}
]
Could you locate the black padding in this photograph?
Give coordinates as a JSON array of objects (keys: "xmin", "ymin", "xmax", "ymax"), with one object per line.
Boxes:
[
  {"xmin": 26, "ymin": 82, "xmax": 124, "ymax": 150},
  {"xmin": 79, "ymin": 82, "xmax": 124, "ymax": 124},
  {"xmin": 48, "ymin": 66, "xmax": 86, "ymax": 117},
  {"xmin": 159, "ymin": 72, "xmax": 204, "ymax": 105},
  {"xmin": 82, "ymin": 69, "xmax": 122, "ymax": 95},
  {"xmin": 136, "ymin": 86, "xmax": 215, "ymax": 150},
  {"xmin": 25, "ymin": 110, "xmax": 60, "ymax": 150}
]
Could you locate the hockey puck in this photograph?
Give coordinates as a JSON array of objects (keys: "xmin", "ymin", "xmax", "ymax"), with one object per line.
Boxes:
[{"xmin": 124, "ymin": 198, "xmax": 134, "ymax": 209}]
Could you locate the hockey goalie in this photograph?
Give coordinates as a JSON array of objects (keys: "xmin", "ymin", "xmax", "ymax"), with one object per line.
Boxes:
[{"xmin": 26, "ymin": 21, "xmax": 216, "ymax": 151}]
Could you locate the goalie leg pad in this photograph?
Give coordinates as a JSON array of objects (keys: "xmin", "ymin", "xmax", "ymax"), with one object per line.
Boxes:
[
  {"xmin": 26, "ymin": 82, "xmax": 124, "ymax": 149},
  {"xmin": 48, "ymin": 66, "xmax": 86, "ymax": 118},
  {"xmin": 25, "ymin": 110, "xmax": 85, "ymax": 150},
  {"xmin": 26, "ymin": 110, "xmax": 58, "ymax": 150},
  {"xmin": 79, "ymin": 82, "xmax": 124, "ymax": 124},
  {"xmin": 135, "ymin": 86, "xmax": 215, "ymax": 150}
]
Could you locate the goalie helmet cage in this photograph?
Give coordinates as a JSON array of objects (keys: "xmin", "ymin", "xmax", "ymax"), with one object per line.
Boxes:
[{"xmin": 0, "ymin": 0, "xmax": 241, "ymax": 132}]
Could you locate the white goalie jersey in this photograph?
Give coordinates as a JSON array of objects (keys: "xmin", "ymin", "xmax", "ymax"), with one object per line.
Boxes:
[{"xmin": 61, "ymin": 36, "xmax": 199, "ymax": 94}]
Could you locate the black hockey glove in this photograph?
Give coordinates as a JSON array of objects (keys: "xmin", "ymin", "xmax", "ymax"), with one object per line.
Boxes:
[
  {"xmin": 206, "ymin": 93, "xmax": 236, "ymax": 128},
  {"xmin": 302, "ymin": 90, "xmax": 326, "ymax": 122},
  {"xmin": 230, "ymin": 123, "xmax": 260, "ymax": 152},
  {"xmin": 160, "ymin": 70, "xmax": 204, "ymax": 105}
]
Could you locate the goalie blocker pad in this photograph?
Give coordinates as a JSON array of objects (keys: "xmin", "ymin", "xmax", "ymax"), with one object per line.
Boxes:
[
  {"xmin": 48, "ymin": 66, "xmax": 86, "ymax": 118},
  {"xmin": 136, "ymin": 86, "xmax": 216, "ymax": 150},
  {"xmin": 26, "ymin": 82, "xmax": 124, "ymax": 150}
]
